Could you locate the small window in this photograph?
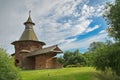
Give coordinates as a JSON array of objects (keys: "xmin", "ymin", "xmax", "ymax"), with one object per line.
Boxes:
[
  {"xmin": 15, "ymin": 59, "xmax": 19, "ymax": 66},
  {"xmin": 15, "ymin": 59, "xmax": 19, "ymax": 63}
]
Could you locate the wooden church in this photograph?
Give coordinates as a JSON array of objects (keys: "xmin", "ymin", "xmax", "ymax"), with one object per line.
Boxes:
[{"xmin": 11, "ymin": 12, "xmax": 63, "ymax": 70}]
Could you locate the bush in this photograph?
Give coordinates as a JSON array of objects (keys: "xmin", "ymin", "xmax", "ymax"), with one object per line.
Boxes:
[
  {"xmin": 66, "ymin": 63, "xmax": 84, "ymax": 68},
  {"xmin": 66, "ymin": 65, "xmax": 77, "ymax": 68},
  {"xmin": 0, "ymin": 48, "xmax": 21, "ymax": 80}
]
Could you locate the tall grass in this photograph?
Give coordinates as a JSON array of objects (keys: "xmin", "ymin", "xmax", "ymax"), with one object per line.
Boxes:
[{"xmin": 95, "ymin": 68, "xmax": 120, "ymax": 80}]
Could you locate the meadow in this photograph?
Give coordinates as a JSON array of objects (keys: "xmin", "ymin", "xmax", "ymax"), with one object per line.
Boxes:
[{"xmin": 20, "ymin": 67, "xmax": 104, "ymax": 80}]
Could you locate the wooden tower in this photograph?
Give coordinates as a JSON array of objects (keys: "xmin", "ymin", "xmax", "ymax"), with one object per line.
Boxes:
[{"xmin": 11, "ymin": 12, "xmax": 62, "ymax": 69}]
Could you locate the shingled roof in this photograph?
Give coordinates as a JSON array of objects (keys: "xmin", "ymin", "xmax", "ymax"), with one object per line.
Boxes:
[
  {"xmin": 11, "ymin": 13, "xmax": 46, "ymax": 45},
  {"xmin": 19, "ymin": 28, "xmax": 38, "ymax": 41},
  {"xmin": 26, "ymin": 45, "xmax": 62, "ymax": 57}
]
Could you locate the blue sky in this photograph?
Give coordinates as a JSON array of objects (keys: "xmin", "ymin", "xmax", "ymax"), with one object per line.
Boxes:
[{"xmin": 0, "ymin": 0, "xmax": 114, "ymax": 54}]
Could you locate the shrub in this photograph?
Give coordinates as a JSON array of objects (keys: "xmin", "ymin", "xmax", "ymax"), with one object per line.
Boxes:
[
  {"xmin": 0, "ymin": 48, "xmax": 21, "ymax": 80},
  {"xmin": 66, "ymin": 65, "xmax": 77, "ymax": 68},
  {"xmin": 66, "ymin": 63, "xmax": 84, "ymax": 68}
]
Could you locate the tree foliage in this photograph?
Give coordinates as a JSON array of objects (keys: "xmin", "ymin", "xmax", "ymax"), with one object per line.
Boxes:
[
  {"xmin": 58, "ymin": 50, "xmax": 87, "ymax": 67},
  {"xmin": 0, "ymin": 48, "xmax": 21, "ymax": 80},
  {"xmin": 99, "ymin": 0, "xmax": 120, "ymax": 77},
  {"xmin": 83, "ymin": 52, "xmax": 94, "ymax": 66},
  {"xmin": 83, "ymin": 42, "xmax": 106, "ymax": 67},
  {"xmin": 93, "ymin": 43, "xmax": 120, "ymax": 78},
  {"xmin": 104, "ymin": 0, "xmax": 120, "ymax": 41},
  {"xmin": 88, "ymin": 42, "xmax": 105, "ymax": 52}
]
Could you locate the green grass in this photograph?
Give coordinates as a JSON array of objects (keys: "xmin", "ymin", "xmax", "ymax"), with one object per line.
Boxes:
[{"xmin": 20, "ymin": 67, "xmax": 103, "ymax": 80}]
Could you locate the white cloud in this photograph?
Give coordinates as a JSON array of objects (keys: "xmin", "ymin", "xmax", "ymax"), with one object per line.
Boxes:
[
  {"xmin": 34, "ymin": 0, "xmax": 93, "ymax": 45},
  {"xmin": 0, "ymin": 0, "xmax": 109, "ymax": 53},
  {"xmin": 99, "ymin": 30, "xmax": 106, "ymax": 34},
  {"xmin": 60, "ymin": 33, "xmax": 108, "ymax": 51},
  {"xmin": 85, "ymin": 25, "xmax": 100, "ymax": 33}
]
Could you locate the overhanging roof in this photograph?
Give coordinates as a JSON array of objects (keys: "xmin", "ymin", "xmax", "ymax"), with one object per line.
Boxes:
[
  {"xmin": 11, "ymin": 40, "xmax": 46, "ymax": 45},
  {"xmin": 26, "ymin": 45, "xmax": 63, "ymax": 57}
]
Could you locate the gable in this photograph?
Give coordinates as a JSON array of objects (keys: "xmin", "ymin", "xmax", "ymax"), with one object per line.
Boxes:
[{"xmin": 51, "ymin": 46, "xmax": 62, "ymax": 53}]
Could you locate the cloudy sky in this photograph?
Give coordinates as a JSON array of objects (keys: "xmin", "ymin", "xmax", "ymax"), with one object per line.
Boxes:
[{"xmin": 0, "ymin": 0, "xmax": 114, "ymax": 54}]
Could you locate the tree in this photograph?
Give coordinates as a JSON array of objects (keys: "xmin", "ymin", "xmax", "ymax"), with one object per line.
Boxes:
[
  {"xmin": 84, "ymin": 52, "xmax": 94, "ymax": 66},
  {"xmin": 101, "ymin": 0, "xmax": 120, "ymax": 77},
  {"xmin": 61, "ymin": 50, "xmax": 87, "ymax": 67},
  {"xmin": 83, "ymin": 42, "xmax": 106, "ymax": 66},
  {"xmin": 93, "ymin": 42, "xmax": 120, "ymax": 77},
  {"xmin": 93, "ymin": 44, "xmax": 110, "ymax": 71},
  {"xmin": 104, "ymin": 0, "xmax": 120, "ymax": 41},
  {"xmin": 0, "ymin": 48, "xmax": 21, "ymax": 80},
  {"xmin": 88, "ymin": 42, "xmax": 105, "ymax": 52},
  {"xmin": 73, "ymin": 49, "xmax": 79, "ymax": 56},
  {"xmin": 57, "ymin": 55, "xmax": 64, "ymax": 64},
  {"xmin": 63, "ymin": 50, "xmax": 73, "ymax": 62},
  {"xmin": 107, "ymin": 43, "xmax": 120, "ymax": 76}
]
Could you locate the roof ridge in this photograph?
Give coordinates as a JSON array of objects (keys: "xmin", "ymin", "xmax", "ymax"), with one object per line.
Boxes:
[{"xmin": 44, "ymin": 45, "xmax": 57, "ymax": 49}]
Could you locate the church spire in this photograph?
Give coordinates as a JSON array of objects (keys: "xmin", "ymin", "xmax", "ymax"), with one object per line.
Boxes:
[
  {"xmin": 20, "ymin": 11, "xmax": 38, "ymax": 41},
  {"xmin": 24, "ymin": 10, "xmax": 35, "ymax": 25}
]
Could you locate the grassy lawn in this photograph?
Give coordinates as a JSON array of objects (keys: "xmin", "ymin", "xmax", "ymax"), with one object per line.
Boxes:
[{"xmin": 20, "ymin": 67, "xmax": 102, "ymax": 80}]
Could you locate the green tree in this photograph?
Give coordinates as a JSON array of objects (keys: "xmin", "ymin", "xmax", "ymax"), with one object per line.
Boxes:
[
  {"xmin": 63, "ymin": 50, "xmax": 73, "ymax": 62},
  {"xmin": 62, "ymin": 50, "xmax": 87, "ymax": 67},
  {"xmin": 73, "ymin": 49, "xmax": 79, "ymax": 56},
  {"xmin": 84, "ymin": 52, "xmax": 94, "ymax": 66},
  {"xmin": 84, "ymin": 42, "xmax": 106, "ymax": 66},
  {"xmin": 0, "ymin": 48, "xmax": 21, "ymax": 80},
  {"xmin": 93, "ymin": 44, "xmax": 109, "ymax": 71},
  {"xmin": 101, "ymin": 0, "xmax": 120, "ymax": 77},
  {"xmin": 104, "ymin": 0, "xmax": 120, "ymax": 41},
  {"xmin": 107, "ymin": 43, "xmax": 120, "ymax": 76},
  {"xmin": 57, "ymin": 55, "xmax": 64, "ymax": 64},
  {"xmin": 93, "ymin": 42, "xmax": 120, "ymax": 78},
  {"xmin": 88, "ymin": 42, "xmax": 105, "ymax": 52}
]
